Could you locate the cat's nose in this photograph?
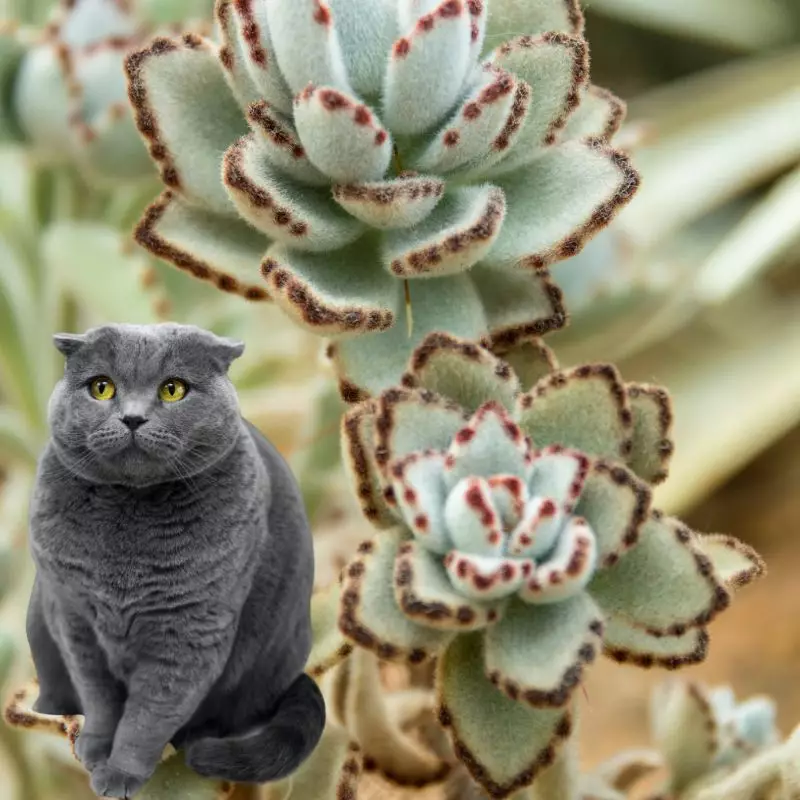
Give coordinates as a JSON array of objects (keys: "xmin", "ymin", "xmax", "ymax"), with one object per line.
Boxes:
[{"xmin": 121, "ymin": 415, "xmax": 148, "ymax": 431}]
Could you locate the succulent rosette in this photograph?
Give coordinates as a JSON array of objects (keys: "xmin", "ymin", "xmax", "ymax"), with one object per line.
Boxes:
[
  {"xmin": 0, "ymin": 0, "xmax": 157, "ymax": 183},
  {"xmin": 336, "ymin": 332, "xmax": 765, "ymax": 797},
  {"xmin": 124, "ymin": 0, "xmax": 640, "ymax": 396}
]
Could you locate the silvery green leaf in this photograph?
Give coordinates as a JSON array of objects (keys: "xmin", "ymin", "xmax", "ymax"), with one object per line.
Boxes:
[
  {"xmin": 126, "ymin": 36, "xmax": 248, "ymax": 215},
  {"xmin": 383, "ymin": 0, "xmax": 473, "ymax": 135},
  {"xmin": 437, "ymin": 632, "xmax": 573, "ymax": 797},
  {"xmin": 484, "ymin": 0, "xmax": 584, "ymax": 51},
  {"xmin": 491, "ymin": 337, "xmax": 559, "ymax": 392},
  {"xmin": 589, "ymin": 514, "xmax": 730, "ymax": 636},
  {"xmin": 136, "ymin": 751, "xmax": 227, "ymax": 800},
  {"xmin": 561, "ymin": 85, "xmax": 627, "ymax": 144},
  {"xmin": 214, "ymin": 0, "xmax": 267, "ymax": 108},
  {"xmin": 484, "ymin": 594, "xmax": 603, "ymax": 707},
  {"xmin": 223, "ymin": 134, "xmax": 366, "ymax": 250},
  {"xmin": 485, "ymin": 140, "xmax": 640, "ymax": 269},
  {"xmin": 603, "ymin": 616, "xmax": 709, "ymax": 669},
  {"xmin": 692, "ymin": 534, "xmax": 766, "ymax": 591},
  {"xmin": 56, "ymin": 0, "xmax": 138, "ymax": 48},
  {"xmin": 260, "ymin": 238, "xmax": 397, "ymax": 335},
  {"xmin": 515, "ymin": 364, "xmax": 633, "ymax": 463},
  {"xmin": 328, "ymin": 274, "xmax": 488, "ymax": 398},
  {"xmin": 135, "ymin": 191, "xmax": 270, "ymax": 300},
  {"xmin": 265, "ymin": 0, "xmax": 352, "ymax": 94},
  {"xmin": 338, "ymin": 529, "xmax": 456, "ymax": 662},
  {"xmin": 306, "ymin": 581, "xmax": 352, "ymax": 679},
  {"xmin": 626, "ymin": 383, "xmax": 674, "ymax": 486},
  {"xmin": 402, "ymin": 331, "xmax": 521, "ymax": 414},
  {"xmin": 393, "ymin": 540, "xmax": 507, "ymax": 630},
  {"xmin": 293, "ymin": 85, "xmax": 392, "ymax": 183}
]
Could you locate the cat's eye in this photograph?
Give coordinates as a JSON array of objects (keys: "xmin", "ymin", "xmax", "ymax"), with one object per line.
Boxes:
[
  {"xmin": 89, "ymin": 377, "xmax": 116, "ymax": 401},
  {"xmin": 159, "ymin": 378, "xmax": 188, "ymax": 403}
]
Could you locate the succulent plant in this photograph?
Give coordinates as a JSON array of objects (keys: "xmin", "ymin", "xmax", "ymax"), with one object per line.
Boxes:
[
  {"xmin": 335, "ymin": 331, "xmax": 765, "ymax": 798},
  {"xmin": 651, "ymin": 679, "xmax": 780, "ymax": 795},
  {"xmin": 0, "ymin": 0, "xmax": 195, "ymax": 185},
  {"xmin": 124, "ymin": 0, "xmax": 640, "ymax": 398}
]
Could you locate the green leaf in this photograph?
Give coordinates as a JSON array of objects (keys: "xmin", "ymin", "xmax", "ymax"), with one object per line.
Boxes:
[
  {"xmin": 485, "ymin": 594, "xmax": 602, "ymax": 709},
  {"xmin": 491, "ymin": 337, "xmax": 558, "ymax": 392},
  {"xmin": 443, "ymin": 402, "xmax": 529, "ymax": 489},
  {"xmin": 602, "ymin": 616, "xmax": 709, "ymax": 669},
  {"xmin": 411, "ymin": 67, "xmax": 531, "ymax": 175},
  {"xmin": 484, "ymin": 0, "xmax": 584, "ymax": 51},
  {"xmin": 389, "ymin": 451, "xmax": 451, "ymax": 552},
  {"xmin": 589, "ymin": 514, "xmax": 730, "ymax": 636},
  {"xmin": 136, "ymin": 751, "xmax": 226, "ymax": 799},
  {"xmin": 265, "ymin": 0, "xmax": 351, "ymax": 94},
  {"xmin": 332, "ymin": 175, "xmax": 445, "ymax": 230},
  {"xmin": 394, "ymin": 540, "xmax": 507, "ymax": 631},
  {"xmin": 341, "ymin": 400, "xmax": 397, "ymax": 525},
  {"xmin": 56, "ymin": 0, "xmax": 138, "ymax": 48},
  {"xmin": 135, "ymin": 191, "xmax": 270, "ymax": 300},
  {"xmin": 278, "ymin": 721, "xmax": 362, "ymax": 800},
  {"xmin": 561, "ymin": 85, "xmax": 626, "ymax": 144},
  {"xmin": 692, "ymin": 534, "xmax": 766, "ymax": 591},
  {"xmin": 382, "ymin": 0, "xmax": 473, "ymax": 136},
  {"xmin": 247, "ymin": 101, "xmax": 329, "ymax": 187},
  {"xmin": 485, "ymin": 140, "xmax": 640, "ymax": 269},
  {"xmin": 328, "ymin": 274, "xmax": 488, "ymax": 398},
  {"xmin": 307, "ymin": 582, "xmax": 352, "ymax": 679},
  {"xmin": 404, "ymin": 332, "xmax": 520, "ymax": 414},
  {"xmin": 650, "ymin": 680, "xmax": 717, "ymax": 792},
  {"xmin": 339, "ymin": 530, "xmax": 456, "ymax": 662},
  {"xmin": 437, "ymin": 632, "xmax": 573, "ymax": 798},
  {"xmin": 223, "ymin": 133, "xmax": 365, "ymax": 250},
  {"xmin": 261, "ymin": 237, "xmax": 398, "ymax": 336},
  {"xmin": 471, "ymin": 264, "xmax": 567, "ymax": 349},
  {"xmin": 0, "ymin": 29, "xmax": 27, "ymax": 143},
  {"xmin": 516, "ymin": 364, "xmax": 633, "ymax": 462},
  {"xmin": 294, "ymin": 86, "xmax": 392, "ymax": 183},
  {"xmin": 490, "ymin": 33, "xmax": 588, "ymax": 153},
  {"xmin": 0, "ymin": 407, "xmax": 43, "ymax": 469},
  {"xmin": 126, "ymin": 36, "xmax": 247, "ymax": 215},
  {"xmin": 626, "ymin": 383, "xmax": 674, "ymax": 486},
  {"xmin": 42, "ymin": 222, "xmax": 157, "ymax": 324},
  {"xmin": 218, "ymin": 0, "xmax": 293, "ymax": 113},
  {"xmin": 328, "ymin": 0, "xmax": 400, "ymax": 98},
  {"xmin": 382, "ymin": 185, "xmax": 506, "ymax": 279},
  {"xmin": 574, "ymin": 461, "xmax": 651, "ymax": 567}
]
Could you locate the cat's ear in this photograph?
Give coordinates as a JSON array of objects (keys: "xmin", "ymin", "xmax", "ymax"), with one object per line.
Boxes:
[
  {"xmin": 53, "ymin": 333, "xmax": 87, "ymax": 357},
  {"xmin": 213, "ymin": 337, "xmax": 245, "ymax": 369}
]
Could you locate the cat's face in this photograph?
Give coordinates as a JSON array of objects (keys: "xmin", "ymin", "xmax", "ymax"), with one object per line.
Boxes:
[{"xmin": 47, "ymin": 323, "xmax": 245, "ymax": 487}]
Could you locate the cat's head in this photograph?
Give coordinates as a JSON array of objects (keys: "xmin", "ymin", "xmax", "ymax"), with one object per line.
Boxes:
[{"xmin": 48, "ymin": 323, "xmax": 245, "ymax": 487}]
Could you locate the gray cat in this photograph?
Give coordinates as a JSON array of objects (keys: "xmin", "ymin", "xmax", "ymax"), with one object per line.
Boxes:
[{"xmin": 26, "ymin": 323, "xmax": 324, "ymax": 799}]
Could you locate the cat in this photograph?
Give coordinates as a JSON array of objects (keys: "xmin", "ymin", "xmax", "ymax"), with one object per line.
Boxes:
[{"xmin": 26, "ymin": 323, "xmax": 325, "ymax": 799}]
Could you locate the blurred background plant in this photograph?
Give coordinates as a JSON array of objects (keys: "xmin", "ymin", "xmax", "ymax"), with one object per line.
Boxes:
[{"xmin": 0, "ymin": 0, "xmax": 798, "ymax": 799}]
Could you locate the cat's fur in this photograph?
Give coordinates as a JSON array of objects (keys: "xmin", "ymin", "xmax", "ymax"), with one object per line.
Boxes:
[{"xmin": 27, "ymin": 323, "xmax": 324, "ymax": 798}]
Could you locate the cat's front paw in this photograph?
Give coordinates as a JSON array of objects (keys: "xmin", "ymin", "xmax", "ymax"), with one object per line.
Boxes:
[
  {"xmin": 90, "ymin": 762, "xmax": 150, "ymax": 799},
  {"xmin": 75, "ymin": 731, "xmax": 114, "ymax": 771}
]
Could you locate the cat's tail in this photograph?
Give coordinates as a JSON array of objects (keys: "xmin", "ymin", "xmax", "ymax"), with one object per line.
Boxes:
[{"xmin": 184, "ymin": 673, "xmax": 326, "ymax": 784}]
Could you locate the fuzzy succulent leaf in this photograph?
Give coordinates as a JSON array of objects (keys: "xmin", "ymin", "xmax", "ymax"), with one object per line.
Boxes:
[
  {"xmin": 437, "ymin": 632, "xmax": 573, "ymax": 798},
  {"xmin": 307, "ymin": 581, "xmax": 353, "ymax": 678},
  {"xmin": 483, "ymin": 594, "xmax": 603, "ymax": 708},
  {"xmin": 135, "ymin": 752, "xmax": 228, "ymax": 800},
  {"xmin": 491, "ymin": 337, "xmax": 559, "ymax": 391},
  {"xmin": 57, "ymin": 0, "xmax": 138, "ymax": 47},
  {"xmin": 261, "ymin": 240, "xmax": 400, "ymax": 335},
  {"xmin": 561, "ymin": 85, "xmax": 626, "ymax": 143},
  {"xmin": 394, "ymin": 540, "xmax": 508, "ymax": 630},
  {"xmin": 127, "ymin": 36, "xmax": 248, "ymax": 215},
  {"xmin": 339, "ymin": 530, "xmax": 456, "ymax": 662},
  {"xmin": 328, "ymin": 274, "xmax": 488, "ymax": 399},
  {"xmin": 651, "ymin": 680, "xmax": 718, "ymax": 791},
  {"xmin": 692, "ymin": 534, "xmax": 766, "ymax": 591},
  {"xmin": 134, "ymin": 191, "xmax": 271, "ymax": 300},
  {"xmin": 483, "ymin": 0, "xmax": 584, "ymax": 45},
  {"xmin": 402, "ymin": 332, "xmax": 521, "ymax": 414},
  {"xmin": 602, "ymin": 616, "xmax": 709, "ymax": 669},
  {"xmin": 485, "ymin": 141, "xmax": 638, "ymax": 269},
  {"xmin": 625, "ymin": 383, "xmax": 674, "ymax": 485},
  {"xmin": 589, "ymin": 513, "xmax": 730, "ymax": 636},
  {"xmin": 516, "ymin": 365, "xmax": 632, "ymax": 462}
]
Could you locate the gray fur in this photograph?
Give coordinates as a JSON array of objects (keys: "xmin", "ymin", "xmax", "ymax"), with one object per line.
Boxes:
[{"xmin": 27, "ymin": 323, "xmax": 324, "ymax": 798}]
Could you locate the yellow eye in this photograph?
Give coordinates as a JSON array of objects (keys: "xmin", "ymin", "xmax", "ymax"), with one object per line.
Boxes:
[
  {"xmin": 159, "ymin": 378, "xmax": 187, "ymax": 403},
  {"xmin": 89, "ymin": 377, "xmax": 116, "ymax": 401}
]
